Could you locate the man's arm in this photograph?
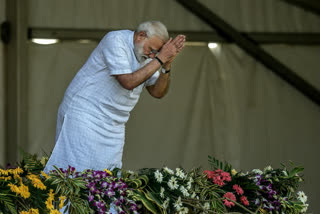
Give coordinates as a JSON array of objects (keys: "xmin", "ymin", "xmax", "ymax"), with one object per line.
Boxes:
[
  {"xmin": 115, "ymin": 59, "xmax": 161, "ymax": 90},
  {"xmin": 116, "ymin": 35, "xmax": 185, "ymax": 91}
]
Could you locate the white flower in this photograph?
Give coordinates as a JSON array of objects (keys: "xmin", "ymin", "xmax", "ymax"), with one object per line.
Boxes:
[
  {"xmin": 178, "ymin": 207, "xmax": 189, "ymax": 214},
  {"xmin": 174, "ymin": 197, "xmax": 183, "ymax": 211},
  {"xmin": 187, "ymin": 181, "xmax": 192, "ymax": 190},
  {"xmin": 168, "ymin": 176, "xmax": 179, "ymax": 190},
  {"xmin": 191, "ymin": 192, "xmax": 196, "ymax": 199},
  {"xmin": 203, "ymin": 202, "xmax": 210, "ymax": 210},
  {"xmin": 127, "ymin": 170, "xmax": 134, "ymax": 174},
  {"xmin": 264, "ymin": 165, "xmax": 273, "ymax": 172},
  {"xmin": 252, "ymin": 169, "xmax": 263, "ymax": 175},
  {"xmin": 180, "ymin": 186, "xmax": 190, "ymax": 197},
  {"xmin": 160, "ymin": 187, "xmax": 165, "ymax": 198},
  {"xmin": 162, "ymin": 198, "xmax": 170, "ymax": 209},
  {"xmin": 301, "ymin": 203, "xmax": 309, "ymax": 213},
  {"xmin": 176, "ymin": 168, "xmax": 186, "ymax": 179},
  {"xmin": 154, "ymin": 170, "xmax": 163, "ymax": 183},
  {"xmin": 297, "ymin": 191, "xmax": 308, "ymax": 204},
  {"xmin": 163, "ymin": 167, "xmax": 174, "ymax": 175}
]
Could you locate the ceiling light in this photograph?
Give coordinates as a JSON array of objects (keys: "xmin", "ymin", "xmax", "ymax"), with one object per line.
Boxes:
[
  {"xmin": 208, "ymin": 43, "xmax": 218, "ymax": 49},
  {"xmin": 31, "ymin": 38, "xmax": 59, "ymax": 45}
]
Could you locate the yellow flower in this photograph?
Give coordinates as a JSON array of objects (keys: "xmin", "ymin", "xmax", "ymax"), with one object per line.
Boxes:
[
  {"xmin": 0, "ymin": 176, "xmax": 12, "ymax": 181},
  {"xmin": 19, "ymin": 208, "xmax": 39, "ymax": 214},
  {"xmin": 59, "ymin": 195, "xmax": 66, "ymax": 209},
  {"xmin": 0, "ymin": 169, "xmax": 9, "ymax": 176},
  {"xmin": 12, "ymin": 167, "xmax": 24, "ymax": 175},
  {"xmin": 27, "ymin": 173, "xmax": 46, "ymax": 190},
  {"xmin": 45, "ymin": 189, "xmax": 55, "ymax": 210},
  {"xmin": 49, "ymin": 210, "xmax": 61, "ymax": 214},
  {"xmin": 103, "ymin": 169, "xmax": 112, "ymax": 176},
  {"xmin": 14, "ymin": 174, "xmax": 23, "ymax": 184},
  {"xmin": 29, "ymin": 208, "xmax": 39, "ymax": 214},
  {"xmin": 8, "ymin": 183, "xmax": 30, "ymax": 199},
  {"xmin": 19, "ymin": 183, "xmax": 31, "ymax": 199},
  {"xmin": 231, "ymin": 169, "xmax": 237, "ymax": 176},
  {"xmin": 41, "ymin": 171, "xmax": 50, "ymax": 180},
  {"xmin": 8, "ymin": 183, "xmax": 20, "ymax": 194}
]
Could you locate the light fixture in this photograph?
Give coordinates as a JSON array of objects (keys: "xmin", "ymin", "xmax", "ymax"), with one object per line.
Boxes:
[
  {"xmin": 208, "ymin": 42, "xmax": 218, "ymax": 49},
  {"xmin": 31, "ymin": 38, "xmax": 59, "ymax": 45}
]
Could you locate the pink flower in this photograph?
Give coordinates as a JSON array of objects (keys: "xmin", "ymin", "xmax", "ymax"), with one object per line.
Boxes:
[
  {"xmin": 204, "ymin": 169, "xmax": 232, "ymax": 186},
  {"xmin": 223, "ymin": 192, "xmax": 236, "ymax": 201},
  {"xmin": 221, "ymin": 172, "xmax": 231, "ymax": 182},
  {"xmin": 223, "ymin": 199, "xmax": 235, "ymax": 208},
  {"xmin": 212, "ymin": 176, "xmax": 225, "ymax": 186},
  {"xmin": 233, "ymin": 184, "xmax": 244, "ymax": 195},
  {"xmin": 240, "ymin": 196, "xmax": 249, "ymax": 206}
]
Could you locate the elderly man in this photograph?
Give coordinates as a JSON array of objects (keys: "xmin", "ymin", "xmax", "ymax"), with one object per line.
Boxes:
[{"xmin": 44, "ymin": 21, "xmax": 185, "ymax": 174}]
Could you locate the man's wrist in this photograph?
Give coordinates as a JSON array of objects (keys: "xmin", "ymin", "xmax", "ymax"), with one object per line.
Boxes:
[{"xmin": 161, "ymin": 68, "xmax": 171, "ymax": 74}]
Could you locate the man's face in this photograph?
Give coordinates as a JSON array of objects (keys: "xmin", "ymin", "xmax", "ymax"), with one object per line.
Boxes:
[{"xmin": 134, "ymin": 35, "xmax": 164, "ymax": 63}]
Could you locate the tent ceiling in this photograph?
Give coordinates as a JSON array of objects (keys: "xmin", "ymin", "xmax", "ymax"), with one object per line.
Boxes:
[{"xmin": 176, "ymin": 0, "xmax": 320, "ymax": 106}]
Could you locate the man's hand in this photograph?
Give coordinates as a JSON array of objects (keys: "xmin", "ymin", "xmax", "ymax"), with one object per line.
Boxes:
[{"xmin": 157, "ymin": 35, "xmax": 186, "ymax": 66}]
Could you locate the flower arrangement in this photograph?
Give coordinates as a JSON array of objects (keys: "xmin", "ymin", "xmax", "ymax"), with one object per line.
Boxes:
[{"xmin": 0, "ymin": 154, "xmax": 308, "ymax": 214}]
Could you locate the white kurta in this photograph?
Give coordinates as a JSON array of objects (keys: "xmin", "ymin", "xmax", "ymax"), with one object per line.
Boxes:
[{"xmin": 44, "ymin": 30, "xmax": 159, "ymax": 173}]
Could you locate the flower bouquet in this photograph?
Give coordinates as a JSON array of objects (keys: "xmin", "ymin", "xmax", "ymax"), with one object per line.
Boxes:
[{"xmin": 0, "ymin": 153, "xmax": 308, "ymax": 214}]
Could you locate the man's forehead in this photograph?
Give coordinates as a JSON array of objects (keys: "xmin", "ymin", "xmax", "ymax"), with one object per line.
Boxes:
[{"xmin": 148, "ymin": 36, "xmax": 165, "ymax": 50}]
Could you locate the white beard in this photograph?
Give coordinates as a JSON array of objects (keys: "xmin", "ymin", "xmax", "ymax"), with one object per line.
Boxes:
[{"xmin": 134, "ymin": 41, "xmax": 149, "ymax": 63}]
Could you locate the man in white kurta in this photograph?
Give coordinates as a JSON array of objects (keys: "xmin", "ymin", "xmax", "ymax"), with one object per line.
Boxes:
[{"xmin": 44, "ymin": 21, "xmax": 185, "ymax": 173}]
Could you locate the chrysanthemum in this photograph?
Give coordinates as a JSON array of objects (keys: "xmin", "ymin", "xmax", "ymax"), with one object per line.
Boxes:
[
  {"xmin": 203, "ymin": 202, "xmax": 210, "ymax": 210},
  {"xmin": 180, "ymin": 186, "xmax": 190, "ymax": 197},
  {"xmin": 175, "ymin": 168, "xmax": 186, "ymax": 179},
  {"xmin": 160, "ymin": 187, "xmax": 165, "ymax": 198},
  {"xmin": 168, "ymin": 176, "xmax": 179, "ymax": 190},
  {"xmin": 173, "ymin": 197, "xmax": 183, "ymax": 211},
  {"xmin": 163, "ymin": 167, "xmax": 174, "ymax": 175},
  {"xmin": 297, "ymin": 191, "xmax": 308, "ymax": 204},
  {"xmin": 162, "ymin": 198, "xmax": 170, "ymax": 209},
  {"xmin": 154, "ymin": 170, "xmax": 163, "ymax": 183},
  {"xmin": 178, "ymin": 207, "xmax": 189, "ymax": 214},
  {"xmin": 252, "ymin": 169, "xmax": 263, "ymax": 175}
]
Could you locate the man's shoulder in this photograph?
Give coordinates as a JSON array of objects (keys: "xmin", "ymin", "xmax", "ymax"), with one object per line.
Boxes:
[{"xmin": 105, "ymin": 30, "xmax": 132, "ymax": 40}]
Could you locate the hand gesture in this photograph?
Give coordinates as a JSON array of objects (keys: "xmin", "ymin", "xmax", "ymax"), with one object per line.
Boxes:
[{"xmin": 157, "ymin": 35, "xmax": 186, "ymax": 65}]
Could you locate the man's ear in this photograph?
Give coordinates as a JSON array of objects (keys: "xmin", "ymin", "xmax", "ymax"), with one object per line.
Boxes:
[{"xmin": 137, "ymin": 31, "xmax": 147, "ymax": 41}]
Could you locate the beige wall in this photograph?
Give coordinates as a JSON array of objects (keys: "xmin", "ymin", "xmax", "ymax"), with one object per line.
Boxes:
[{"xmin": 0, "ymin": 0, "xmax": 6, "ymax": 167}]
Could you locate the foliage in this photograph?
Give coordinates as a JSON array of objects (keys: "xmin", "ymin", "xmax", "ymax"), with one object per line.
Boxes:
[{"xmin": 0, "ymin": 153, "xmax": 308, "ymax": 214}]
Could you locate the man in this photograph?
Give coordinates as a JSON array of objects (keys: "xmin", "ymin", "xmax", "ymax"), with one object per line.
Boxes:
[{"xmin": 44, "ymin": 21, "xmax": 185, "ymax": 174}]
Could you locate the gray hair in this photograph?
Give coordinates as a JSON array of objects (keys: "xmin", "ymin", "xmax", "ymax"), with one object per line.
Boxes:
[{"xmin": 136, "ymin": 21, "xmax": 169, "ymax": 42}]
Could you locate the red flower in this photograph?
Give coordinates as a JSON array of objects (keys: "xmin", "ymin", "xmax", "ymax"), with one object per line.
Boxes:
[
  {"xmin": 223, "ymin": 199, "xmax": 235, "ymax": 208},
  {"xmin": 233, "ymin": 184, "xmax": 244, "ymax": 195},
  {"xmin": 204, "ymin": 169, "xmax": 232, "ymax": 186},
  {"xmin": 240, "ymin": 196, "xmax": 249, "ymax": 206},
  {"xmin": 223, "ymin": 192, "xmax": 236, "ymax": 201},
  {"xmin": 221, "ymin": 172, "xmax": 231, "ymax": 182}
]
